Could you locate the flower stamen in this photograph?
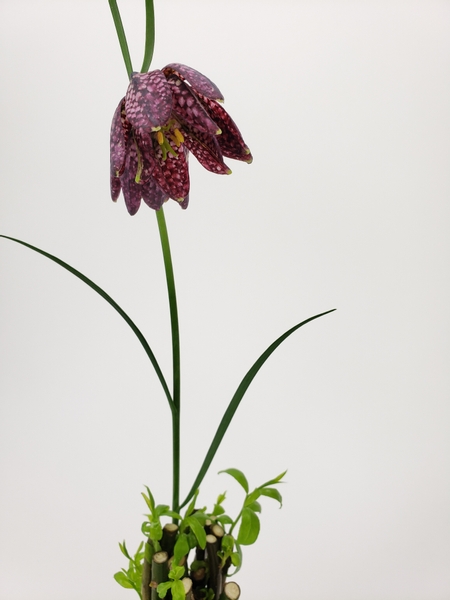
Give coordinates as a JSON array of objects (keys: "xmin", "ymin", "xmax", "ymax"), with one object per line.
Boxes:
[{"xmin": 174, "ymin": 128, "xmax": 184, "ymax": 145}]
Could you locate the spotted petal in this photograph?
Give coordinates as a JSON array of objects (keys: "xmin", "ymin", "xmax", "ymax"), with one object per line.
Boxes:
[
  {"xmin": 163, "ymin": 63, "xmax": 224, "ymax": 101},
  {"xmin": 110, "ymin": 98, "xmax": 130, "ymax": 176},
  {"xmin": 125, "ymin": 70, "xmax": 173, "ymax": 131},
  {"xmin": 183, "ymin": 130, "xmax": 231, "ymax": 175},
  {"xmin": 110, "ymin": 174, "xmax": 121, "ymax": 202},
  {"xmin": 119, "ymin": 137, "xmax": 142, "ymax": 215},
  {"xmin": 166, "ymin": 75, "xmax": 220, "ymax": 137},
  {"xmin": 198, "ymin": 94, "xmax": 253, "ymax": 163},
  {"xmin": 151, "ymin": 137, "xmax": 190, "ymax": 201},
  {"xmin": 134, "ymin": 130, "xmax": 157, "ymax": 183},
  {"xmin": 142, "ymin": 178, "xmax": 168, "ymax": 210}
]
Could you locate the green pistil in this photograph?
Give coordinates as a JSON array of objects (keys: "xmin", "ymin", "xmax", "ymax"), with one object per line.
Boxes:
[{"xmin": 158, "ymin": 132, "xmax": 178, "ymax": 161}]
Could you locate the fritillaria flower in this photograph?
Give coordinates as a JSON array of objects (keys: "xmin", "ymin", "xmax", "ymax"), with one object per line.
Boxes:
[{"xmin": 110, "ymin": 64, "xmax": 253, "ymax": 215}]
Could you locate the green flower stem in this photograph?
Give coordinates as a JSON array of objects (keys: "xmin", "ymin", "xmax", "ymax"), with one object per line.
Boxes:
[
  {"xmin": 156, "ymin": 207, "xmax": 181, "ymax": 517},
  {"xmin": 140, "ymin": 0, "xmax": 156, "ymax": 73},
  {"xmin": 108, "ymin": 0, "xmax": 134, "ymax": 78}
]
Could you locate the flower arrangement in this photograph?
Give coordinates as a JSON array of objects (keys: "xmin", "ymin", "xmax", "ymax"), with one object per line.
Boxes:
[{"xmin": 0, "ymin": 1, "xmax": 334, "ymax": 599}]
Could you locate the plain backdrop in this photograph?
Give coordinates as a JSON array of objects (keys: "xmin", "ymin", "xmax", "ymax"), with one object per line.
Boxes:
[{"xmin": 0, "ymin": 1, "xmax": 449, "ymax": 599}]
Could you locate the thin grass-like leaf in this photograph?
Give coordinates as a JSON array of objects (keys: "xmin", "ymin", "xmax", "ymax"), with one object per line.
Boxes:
[
  {"xmin": 0, "ymin": 235, "xmax": 174, "ymax": 412},
  {"xmin": 140, "ymin": 0, "xmax": 155, "ymax": 73},
  {"xmin": 180, "ymin": 309, "xmax": 336, "ymax": 508}
]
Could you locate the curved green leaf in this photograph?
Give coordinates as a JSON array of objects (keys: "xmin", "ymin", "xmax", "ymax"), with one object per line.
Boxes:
[
  {"xmin": 219, "ymin": 468, "xmax": 249, "ymax": 493},
  {"xmin": 114, "ymin": 571, "xmax": 135, "ymax": 589},
  {"xmin": 228, "ymin": 542, "xmax": 243, "ymax": 576},
  {"xmin": 245, "ymin": 489, "xmax": 261, "ymax": 506},
  {"xmin": 157, "ymin": 581, "xmax": 172, "ymax": 598},
  {"xmin": 180, "ymin": 309, "xmax": 336, "ymax": 508},
  {"xmin": 173, "ymin": 533, "xmax": 190, "ymax": 566},
  {"xmin": 185, "ymin": 515, "xmax": 206, "ymax": 550},
  {"xmin": 245, "ymin": 500, "xmax": 262, "ymax": 513},
  {"xmin": 171, "ymin": 579, "xmax": 185, "ymax": 600},
  {"xmin": 259, "ymin": 470, "xmax": 287, "ymax": 488},
  {"xmin": 259, "ymin": 487, "xmax": 283, "ymax": 506},
  {"xmin": 237, "ymin": 508, "xmax": 260, "ymax": 546},
  {"xmin": 0, "ymin": 235, "xmax": 174, "ymax": 412}
]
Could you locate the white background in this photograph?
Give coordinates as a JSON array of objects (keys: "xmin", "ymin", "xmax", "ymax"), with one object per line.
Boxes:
[{"xmin": 1, "ymin": 1, "xmax": 449, "ymax": 599}]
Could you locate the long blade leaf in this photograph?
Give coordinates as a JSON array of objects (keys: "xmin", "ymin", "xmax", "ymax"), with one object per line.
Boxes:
[
  {"xmin": 0, "ymin": 234, "xmax": 174, "ymax": 411},
  {"xmin": 180, "ymin": 308, "xmax": 336, "ymax": 507}
]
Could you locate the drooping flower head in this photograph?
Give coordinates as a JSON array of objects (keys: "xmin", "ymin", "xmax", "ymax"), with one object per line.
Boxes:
[{"xmin": 110, "ymin": 64, "xmax": 252, "ymax": 215}]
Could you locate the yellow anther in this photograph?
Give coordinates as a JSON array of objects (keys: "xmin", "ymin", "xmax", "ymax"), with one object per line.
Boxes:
[
  {"xmin": 174, "ymin": 128, "xmax": 184, "ymax": 144},
  {"xmin": 157, "ymin": 131, "xmax": 164, "ymax": 145}
]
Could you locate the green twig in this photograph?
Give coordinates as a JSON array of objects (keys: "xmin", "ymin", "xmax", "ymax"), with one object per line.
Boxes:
[{"xmin": 156, "ymin": 208, "xmax": 181, "ymax": 516}]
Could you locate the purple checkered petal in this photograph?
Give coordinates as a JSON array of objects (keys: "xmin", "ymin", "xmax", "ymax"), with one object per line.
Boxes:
[
  {"xmin": 110, "ymin": 175, "xmax": 121, "ymax": 202},
  {"xmin": 142, "ymin": 178, "xmax": 169, "ymax": 210},
  {"xmin": 121, "ymin": 177, "xmax": 142, "ymax": 215},
  {"xmin": 151, "ymin": 138, "xmax": 190, "ymax": 201},
  {"xmin": 197, "ymin": 94, "xmax": 253, "ymax": 163},
  {"xmin": 125, "ymin": 70, "xmax": 173, "ymax": 131},
  {"xmin": 178, "ymin": 193, "xmax": 189, "ymax": 210},
  {"xmin": 119, "ymin": 137, "xmax": 142, "ymax": 215},
  {"xmin": 134, "ymin": 130, "xmax": 157, "ymax": 183},
  {"xmin": 166, "ymin": 75, "xmax": 220, "ymax": 137},
  {"xmin": 184, "ymin": 130, "xmax": 231, "ymax": 175},
  {"xmin": 110, "ymin": 98, "xmax": 130, "ymax": 176},
  {"xmin": 163, "ymin": 63, "xmax": 224, "ymax": 101}
]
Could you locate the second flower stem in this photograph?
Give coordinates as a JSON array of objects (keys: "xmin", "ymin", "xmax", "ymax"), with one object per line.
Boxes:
[{"xmin": 156, "ymin": 207, "xmax": 181, "ymax": 516}]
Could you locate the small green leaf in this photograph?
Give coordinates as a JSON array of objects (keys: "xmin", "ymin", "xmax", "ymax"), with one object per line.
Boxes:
[
  {"xmin": 157, "ymin": 581, "xmax": 173, "ymax": 598},
  {"xmin": 141, "ymin": 492, "xmax": 153, "ymax": 513},
  {"xmin": 244, "ymin": 489, "xmax": 262, "ymax": 506},
  {"xmin": 259, "ymin": 487, "xmax": 283, "ymax": 506},
  {"xmin": 245, "ymin": 500, "xmax": 262, "ymax": 513},
  {"xmin": 221, "ymin": 534, "xmax": 234, "ymax": 553},
  {"xmin": 184, "ymin": 488, "xmax": 199, "ymax": 518},
  {"xmin": 155, "ymin": 504, "xmax": 171, "ymax": 517},
  {"xmin": 259, "ymin": 470, "xmax": 287, "ymax": 488},
  {"xmin": 219, "ymin": 468, "xmax": 249, "ymax": 493},
  {"xmin": 171, "ymin": 579, "xmax": 185, "ymax": 600},
  {"xmin": 190, "ymin": 560, "xmax": 206, "ymax": 571},
  {"xmin": 231, "ymin": 552, "xmax": 241, "ymax": 567},
  {"xmin": 187, "ymin": 531, "xmax": 197, "ymax": 549},
  {"xmin": 141, "ymin": 521, "xmax": 151, "ymax": 536},
  {"xmin": 217, "ymin": 492, "xmax": 227, "ymax": 504},
  {"xmin": 237, "ymin": 508, "xmax": 260, "ymax": 546},
  {"xmin": 216, "ymin": 514, "xmax": 233, "ymax": 526},
  {"xmin": 163, "ymin": 509, "xmax": 183, "ymax": 520},
  {"xmin": 173, "ymin": 533, "xmax": 190, "ymax": 566},
  {"xmin": 144, "ymin": 486, "xmax": 156, "ymax": 510},
  {"xmin": 144, "ymin": 541, "xmax": 154, "ymax": 563},
  {"xmin": 212, "ymin": 503, "xmax": 225, "ymax": 516},
  {"xmin": 185, "ymin": 515, "xmax": 206, "ymax": 549},
  {"xmin": 169, "ymin": 565, "xmax": 185, "ymax": 581},
  {"xmin": 113, "ymin": 571, "xmax": 134, "ymax": 589},
  {"xmin": 191, "ymin": 510, "xmax": 208, "ymax": 525},
  {"xmin": 135, "ymin": 541, "xmax": 144, "ymax": 555},
  {"xmin": 119, "ymin": 541, "xmax": 132, "ymax": 560},
  {"xmin": 149, "ymin": 520, "xmax": 163, "ymax": 542},
  {"xmin": 228, "ymin": 542, "xmax": 243, "ymax": 576}
]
